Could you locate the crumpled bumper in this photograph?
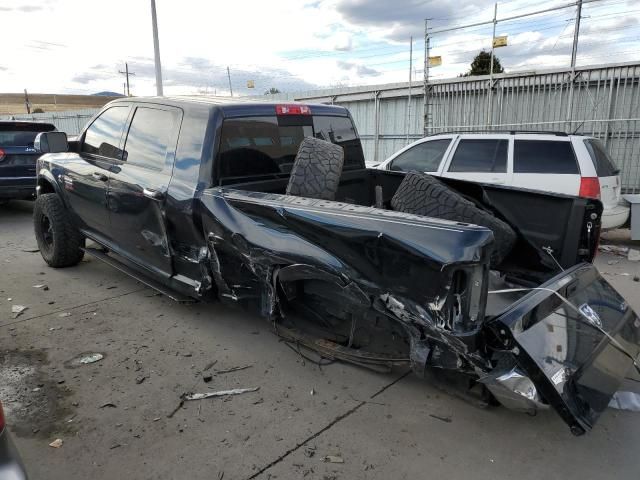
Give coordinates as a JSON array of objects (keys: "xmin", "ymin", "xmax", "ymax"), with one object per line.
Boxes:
[{"xmin": 486, "ymin": 262, "xmax": 640, "ymax": 435}]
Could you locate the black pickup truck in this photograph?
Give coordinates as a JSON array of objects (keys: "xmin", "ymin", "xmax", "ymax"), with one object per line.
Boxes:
[{"xmin": 33, "ymin": 97, "xmax": 640, "ymax": 435}]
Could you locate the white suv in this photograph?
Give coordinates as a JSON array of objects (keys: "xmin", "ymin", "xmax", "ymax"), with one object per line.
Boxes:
[{"xmin": 377, "ymin": 132, "xmax": 629, "ymax": 230}]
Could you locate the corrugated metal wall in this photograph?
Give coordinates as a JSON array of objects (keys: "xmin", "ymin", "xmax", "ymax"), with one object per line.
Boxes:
[
  {"xmin": 3, "ymin": 62, "xmax": 638, "ymax": 191},
  {"xmin": 0, "ymin": 108, "xmax": 99, "ymax": 135},
  {"xmin": 285, "ymin": 62, "xmax": 640, "ymax": 193}
]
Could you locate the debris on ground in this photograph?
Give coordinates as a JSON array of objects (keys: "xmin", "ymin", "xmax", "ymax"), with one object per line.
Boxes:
[
  {"xmin": 65, "ymin": 352, "xmax": 105, "ymax": 368},
  {"xmin": 58, "ymin": 312, "xmax": 71, "ymax": 318},
  {"xmin": 213, "ymin": 364, "xmax": 252, "ymax": 375},
  {"xmin": 628, "ymin": 249, "xmax": 640, "ymax": 262},
  {"xmin": 609, "ymin": 391, "xmax": 640, "ymax": 411},
  {"xmin": 607, "ymin": 260, "xmax": 619, "ymax": 265},
  {"xmin": 634, "ymin": 276, "xmax": 640, "ymax": 282},
  {"xmin": 304, "ymin": 445, "xmax": 316, "ymax": 458},
  {"xmin": 21, "ymin": 247, "xmax": 40, "ymax": 253},
  {"xmin": 599, "ymin": 244, "xmax": 629, "ymax": 256},
  {"xmin": 99, "ymin": 402, "xmax": 117, "ymax": 409},
  {"xmin": 203, "ymin": 360, "xmax": 218, "ymax": 371},
  {"xmin": 429, "ymin": 413, "xmax": 453, "ymax": 423},
  {"xmin": 135, "ymin": 375, "xmax": 148, "ymax": 385},
  {"xmin": 49, "ymin": 438, "xmax": 63, "ymax": 448},
  {"xmin": 32, "ymin": 284, "xmax": 49, "ymax": 290},
  {"xmin": 310, "ymin": 388, "xmax": 315, "ymax": 396},
  {"xmin": 184, "ymin": 387, "xmax": 260, "ymax": 401},
  {"xmin": 11, "ymin": 305, "xmax": 27, "ymax": 318},
  {"xmin": 202, "ymin": 373, "xmax": 213, "ymax": 383},
  {"xmin": 49, "ymin": 326, "xmax": 62, "ymax": 331},
  {"xmin": 322, "ymin": 455, "xmax": 344, "ymax": 464},
  {"xmin": 79, "ymin": 353, "xmax": 103, "ymax": 365}
]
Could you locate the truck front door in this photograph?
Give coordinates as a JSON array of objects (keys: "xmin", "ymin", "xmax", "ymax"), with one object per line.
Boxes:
[
  {"xmin": 107, "ymin": 105, "xmax": 181, "ymax": 279},
  {"xmin": 68, "ymin": 105, "xmax": 130, "ymax": 240}
]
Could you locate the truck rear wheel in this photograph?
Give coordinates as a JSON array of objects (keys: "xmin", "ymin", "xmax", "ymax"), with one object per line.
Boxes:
[
  {"xmin": 286, "ymin": 137, "xmax": 344, "ymax": 201},
  {"xmin": 33, "ymin": 193, "xmax": 85, "ymax": 267},
  {"xmin": 391, "ymin": 172, "xmax": 516, "ymax": 265}
]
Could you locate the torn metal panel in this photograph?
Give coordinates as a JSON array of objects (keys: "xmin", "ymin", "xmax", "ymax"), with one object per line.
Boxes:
[{"xmin": 479, "ymin": 365, "xmax": 547, "ymax": 414}]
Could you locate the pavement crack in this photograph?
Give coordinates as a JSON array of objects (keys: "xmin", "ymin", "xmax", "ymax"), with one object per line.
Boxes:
[
  {"xmin": 1, "ymin": 288, "xmax": 147, "ymax": 329},
  {"xmin": 246, "ymin": 369, "xmax": 411, "ymax": 480}
]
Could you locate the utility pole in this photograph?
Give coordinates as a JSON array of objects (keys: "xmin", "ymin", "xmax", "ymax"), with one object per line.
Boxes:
[
  {"xmin": 227, "ymin": 66, "xmax": 233, "ymax": 97},
  {"xmin": 487, "ymin": 2, "xmax": 498, "ymax": 126},
  {"xmin": 150, "ymin": 0, "xmax": 164, "ymax": 96},
  {"xmin": 570, "ymin": 0, "xmax": 582, "ymax": 69},
  {"xmin": 423, "ymin": 19, "xmax": 431, "ymax": 137},
  {"xmin": 23, "ymin": 89, "xmax": 31, "ymax": 114},
  {"xmin": 406, "ymin": 36, "xmax": 413, "ymax": 143},
  {"xmin": 118, "ymin": 63, "xmax": 136, "ymax": 96},
  {"xmin": 566, "ymin": 0, "xmax": 583, "ymax": 130}
]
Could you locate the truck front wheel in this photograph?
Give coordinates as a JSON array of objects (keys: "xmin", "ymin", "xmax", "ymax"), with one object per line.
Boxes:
[{"xmin": 33, "ymin": 193, "xmax": 85, "ymax": 267}]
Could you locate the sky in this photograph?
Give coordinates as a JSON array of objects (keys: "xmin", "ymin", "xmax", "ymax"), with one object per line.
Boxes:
[{"xmin": 1, "ymin": 0, "xmax": 638, "ymax": 96}]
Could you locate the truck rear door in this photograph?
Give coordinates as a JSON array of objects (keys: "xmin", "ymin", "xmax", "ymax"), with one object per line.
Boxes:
[{"xmin": 107, "ymin": 104, "xmax": 181, "ymax": 278}]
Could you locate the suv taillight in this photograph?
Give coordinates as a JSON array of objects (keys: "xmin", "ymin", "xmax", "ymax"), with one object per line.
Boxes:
[
  {"xmin": 0, "ymin": 148, "xmax": 5, "ymax": 161},
  {"xmin": 275, "ymin": 104, "xmax": 310, "ymax": 115},
  {"xmin": 579, "ymin": 177, "xmax": 600, "ymax": 199}
]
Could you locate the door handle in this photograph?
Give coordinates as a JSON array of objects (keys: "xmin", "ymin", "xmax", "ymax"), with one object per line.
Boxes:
[
  {"xmin": 143, "ymin": 188, "xmax": 164, "ymax": 201},
  {"xmin": 92, "ymin": 171, "xmax": 108, "ymax": 182}
]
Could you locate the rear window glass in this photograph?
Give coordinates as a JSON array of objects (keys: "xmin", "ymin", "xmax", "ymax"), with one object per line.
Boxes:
[
  {"xmin": 448, "ymin": 139, "xmax": 508, "ymax": 173},
  {"xmin": 389, "ymin": 139, "xmax": 450, "ymax": 172},
  {"xmin": 514, "ymin": 140, "xmax": 578, "ymax": 174},
  {"xmin": 584, "ymin": 139, "xmax": 618, "ymax": 177},
  {"xmin": 0, "ymin": 131, "xmax": 42, "ymax": 147},
  {"xmin": 217, "ymin": 115, "xmax": 364, "ymax": 182},
  {"xmin": 122, "ymin": 107, "xmax": 178, "ymax": 170}
]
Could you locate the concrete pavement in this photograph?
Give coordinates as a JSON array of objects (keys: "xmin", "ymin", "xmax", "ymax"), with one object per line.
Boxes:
[{"xmin": 2, "ymin": 200, "xmax": 640, "ymax": 480}]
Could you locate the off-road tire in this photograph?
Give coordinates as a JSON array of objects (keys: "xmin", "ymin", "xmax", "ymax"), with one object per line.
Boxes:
[
  {"xmin": 286, "ymin": 137, "xmax": 344, "ymax": 200},
  {"xmin": 33, "ymin": 193, "xmax": 85, "ymax": 267},
  {"xmin": 391, "ymin": 172, "xmax": 516, "ymax": 265}
]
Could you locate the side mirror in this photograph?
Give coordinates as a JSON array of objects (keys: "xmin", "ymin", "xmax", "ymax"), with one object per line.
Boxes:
[{"xmin": 34, "ymin": 131, "xmax": 69, "ymax": 154}]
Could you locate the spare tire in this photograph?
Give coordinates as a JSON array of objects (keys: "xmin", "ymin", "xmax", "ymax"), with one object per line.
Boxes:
[
  {"xmin": 286, "ymin": 137, "xmax": 344, "ymax": 201},
  {"xmin": 391, "ymin": 172, "xmax": 516, "ymax": 265}
]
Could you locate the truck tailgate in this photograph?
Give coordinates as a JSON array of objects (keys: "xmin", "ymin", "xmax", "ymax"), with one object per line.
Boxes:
[{"xmin": 491, "ymin": 263, "xmax": 640, "ymax": 435}]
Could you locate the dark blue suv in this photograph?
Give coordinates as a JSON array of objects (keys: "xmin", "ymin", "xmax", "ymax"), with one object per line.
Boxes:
[{"xmin": 0, "ymin": 121, "xmax": 56, "ymax": 202}]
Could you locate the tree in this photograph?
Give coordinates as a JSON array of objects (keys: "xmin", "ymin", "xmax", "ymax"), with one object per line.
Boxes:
[
  {"xmin": 264, "ymin": 87, "xmax": 281, "ymax": 95},
  {"xmin": 464, "ymin": 50, "xmax": 504, "ymax": 76}
]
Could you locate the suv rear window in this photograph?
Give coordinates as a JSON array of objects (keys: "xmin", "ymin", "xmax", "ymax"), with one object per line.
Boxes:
[
  {"xmin": 217, "ymin": 115, "xmax": 364, "ymax": 182},
  {"xmin": 584, "ymin": 138, "xmax": 618, "ymax": 177},
  {"xmin": 448, "ymin": 139, "xmax": 508, "ymax": 173},
  {"xmin": 0, "ymin": 131, "xmax": 42, "ymax": 147},
  {"xmin": 0, "ymin": 124, "xmax": 55, "ymax": 146},
  {"xmin": 514, "ymin": 140, "xmax": 579, "ymax": 174}
]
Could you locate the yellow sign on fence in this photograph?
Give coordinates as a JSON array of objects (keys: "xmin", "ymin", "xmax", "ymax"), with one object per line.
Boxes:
[
  {"xmin": 428, "ymin": 56, "xmax": 442, "ymax": 67},
  {"xmin": 493, "ymin": 35, "xmax": 508, "ymax": 48},
  {"xmin": 246, "ymin": 80, "xmax": 255, "ymax": 88}
]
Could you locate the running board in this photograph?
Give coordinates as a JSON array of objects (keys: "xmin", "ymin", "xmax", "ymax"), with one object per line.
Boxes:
[{"xmin": 82, "ymin": 247, "xmax": 195, "ymax": 303}]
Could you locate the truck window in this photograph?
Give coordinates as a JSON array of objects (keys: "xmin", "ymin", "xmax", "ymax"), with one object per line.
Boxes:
[
  {"xmin": 218, "ymin": 115, "xmax": 364, "ymax": 182},
  {"xmin": 448, "ymin": 139, "xmax": 507, "ymax": 173},
  {"xmin": 584, "ymin": 138, "xmax": 618, "ymax": 177},
  {"xmin": 122, "ymin": 107, "xmax": 178, "ymax": 170},
  {"xmin": 514, "ymin": 140, "xmax": 579, "ymax": 174},
  {"xmin": 81, "ymin": 106, "xmax": 129, "ymax": 159},
  {"xmin": 389, "ymin": 139, "xmax": 450, "ymax": 172}
]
